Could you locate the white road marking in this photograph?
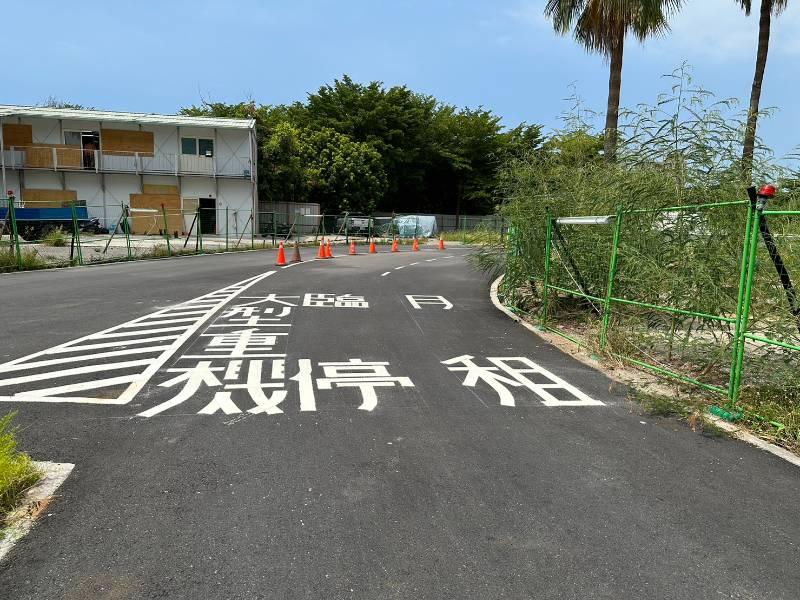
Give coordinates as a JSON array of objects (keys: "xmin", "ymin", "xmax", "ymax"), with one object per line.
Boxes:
[
  {"xmin": 409, "ymin": 262, "xmax": 420, "ymax": 266},
  {"xmin": 0, "ymin": 272, "xmax": 275, "ymax": 405},
  {"xmin": 0, "ymin": 360, "xmax": 153, "ymax": 387},
  {"xmin": 381, "ymin": 272, "xmax": 391, "ymax": 277},
  {"xmin": 281, "ymin": 259, "xmax": 317, "ymax": 269},
  {"xmin": 443, "ymin": 355, "xmax": 603, "ymax": 407},
  {"xmin": 425, "ymin": 259, "xmax": 437, "ymax": 262},
  {"xmin": 0, "ymin": 346, "xmax": 170, "ymax": 372},
  {"xmin": 15, "ymin": 376, "xmax": 143, "ymax": 400},
  {"xmin": 405, "ymin": 295, "xmax": 453, "ymax": 310},
  {"xmin": 47, "ymin": 336, "xmax": 180, "ymax": 353},
  {"xmin": 394, "ymin": 266, "xmax": 405, "ymax": 270}
]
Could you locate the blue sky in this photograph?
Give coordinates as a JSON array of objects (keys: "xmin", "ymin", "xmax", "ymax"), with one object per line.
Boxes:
[{"xmin": 5, "ymin": 0, "xmax": 800, "ymax": 157}]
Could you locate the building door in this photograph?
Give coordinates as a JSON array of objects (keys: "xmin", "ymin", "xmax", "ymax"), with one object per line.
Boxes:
[
  {"xmin": 199, "ymin": 198, "xmax": 216, "ymax": 235},
  {"xmin": 64, "ymin": 130, "xmax": 100, "ymax": 169}
]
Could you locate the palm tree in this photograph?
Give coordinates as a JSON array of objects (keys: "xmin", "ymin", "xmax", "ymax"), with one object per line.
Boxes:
[
  {"xmin": 738, "ymin": 0, "xmax": 788, "ymax": 182},
  {"xmin": 545, "ymin": 1, "xmax": 682, "ymax": 163}
]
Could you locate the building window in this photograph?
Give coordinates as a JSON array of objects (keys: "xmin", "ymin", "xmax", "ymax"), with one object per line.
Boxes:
[{"xmin": 181, "ymin": 137, "xmax": 213, "ymax": 157}]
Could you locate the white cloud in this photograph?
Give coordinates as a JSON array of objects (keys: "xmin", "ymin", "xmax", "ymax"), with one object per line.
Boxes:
[
  {"xmin": 506, "ymin": 0, "xmax": 800, "ymax": 61},
  {"xmin": 650, "ymin": 0, "xmax": 800, "ymax": 62}
]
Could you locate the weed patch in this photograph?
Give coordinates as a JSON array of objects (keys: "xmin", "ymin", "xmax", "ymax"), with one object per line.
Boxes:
[
  {"xmin": 0, "ymin": 412, "xmax": 41, "ymax": 527},
  {"xmin": 42, "ymin": 228, "xmax": 67, "ymax": 247}
]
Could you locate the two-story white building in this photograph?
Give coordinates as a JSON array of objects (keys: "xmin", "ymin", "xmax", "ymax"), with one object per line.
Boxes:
[{"xmin": 0, "ymin": 105, "xmax": 258, "ymax": 236}]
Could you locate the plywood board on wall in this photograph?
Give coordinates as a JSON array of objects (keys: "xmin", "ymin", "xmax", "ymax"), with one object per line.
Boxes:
[
  {"xmin": 22, "ymin": 188, "xmax": 78, "ymax": 208},
  {"xmin": 142, "ymin": 184, "xmax": 179, "ymax": 195},
  {"xmin": 2, "ymin": 124, "xmax": 32, "ymax": 147},
  {"xmin": 129, "ymin": 194, "xmax": 183, "ymax": 235},
  {"xmin": 24, "ymin": 145, "xmax": 82, "ymax": 169},
  {"xmin": 102, "ymin": 129, "xmax": 154, "ymax": 156}
]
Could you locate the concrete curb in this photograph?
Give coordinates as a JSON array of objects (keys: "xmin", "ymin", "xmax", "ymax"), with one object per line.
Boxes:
[
  {"xmin": 490, "ymin": 274, "xmax": 800, "ymax": 469},
  {"xmin": 0, "ymin": 461, "xmax": 74, "ymax": 562}
]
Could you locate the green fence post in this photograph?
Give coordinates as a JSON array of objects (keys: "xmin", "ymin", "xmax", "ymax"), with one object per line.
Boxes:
[
  {"xmin": 7, "ymin": 195, "xmax": 23, "ymax": 271},
  {"xmin": 727, "ymin": 201, "xmax": 755, "ymax": 402},
  {"xmin": 161, "ymin": 204, "xmax": 172, "ymax": 257},
  {"xmin": 730, "ymin": 202, "xmax": 762, "ymax": 402},
  {"xmin": 599, "ymin": 206, "xmax": 624, "ymax": 350},
  {"xmin": 197, "ymin": 207, "xmax": 204, "ymax": 254},
  {"xmin": 70, "ymin": 203, "xmax": 84, "ymax": 266},
  {"xmin": 541, "ymin": 211, "xmax": 553, "ymax": 328},
  {"xmin": 122, "ymin": 204, "xmax": 132, "ymax": 261}
]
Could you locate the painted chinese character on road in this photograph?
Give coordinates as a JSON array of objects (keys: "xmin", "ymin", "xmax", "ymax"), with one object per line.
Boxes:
[{"xmin": 442, "ymin": 355, "xmax": 603, "ymax": 407}]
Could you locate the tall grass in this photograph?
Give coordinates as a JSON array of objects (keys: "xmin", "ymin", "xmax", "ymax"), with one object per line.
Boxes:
[
  {"xmin": 0, "ymin": 412, "xmax": 41, "ymax": 526},
  {"xmin": 488, "ymin": 67, "xmax": 800, "ymax": 441},
  {"xmin": 42, "ymin": 228, "xmax": 67, "ymax": 247}
]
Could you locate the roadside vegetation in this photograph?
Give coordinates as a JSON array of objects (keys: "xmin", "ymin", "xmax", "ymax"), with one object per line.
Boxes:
[
  {"xmin": 0, "ymin": 249, "xmax": 48, "ymax": 272},
  {"xmin": 468, "ymin": 0, "xmax": 799, "ymax": 455},
  {"xmin": 42, "ymin": 228, "xmax": 67, "ymax": 247},
  {"xmin": 0, "ymin": 413, "xmax": 41, "ymax": 531}
]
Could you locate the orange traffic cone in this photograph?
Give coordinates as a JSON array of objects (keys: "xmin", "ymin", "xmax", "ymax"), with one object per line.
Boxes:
[
  {"xmin": 412, "ymin": 238, "xmax": 420, "ymax": 252},
  {"xmin": 326, "ymin": 239, "xmax": 333, "ymax": 258},
  {"xmin": 275, "ymin": 241, "xmax": 287, "ymax": 266},
  {"xmin": 291, "ymin": 241, "xmax": 302, "ymax": 263},
  {"xmin": 369, "ymin": 240, "xmax": 377, "ymax": 253},
  {"xmin": 349, "ymin": 241, "xmax": 357, "ymax": 255},
  {"xmin": 318, "ymin": 240, "xmax": 326, "ymax": 259},
  {"xmin": 391, "ymin": 238, "xmax": 399, "ymax": 252},
  {"xmin": 438, "ymin": 236, "xmax": 445, "ymax": 251}
]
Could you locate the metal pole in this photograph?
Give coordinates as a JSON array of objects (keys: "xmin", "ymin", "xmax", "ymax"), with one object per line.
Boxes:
[
  {"xmin": 123, "ymin": 204, "xmax": 132, "ymax": 260},
  {"xmin": 70, "ymin": 203, "xmax": 84, "ymax": 266},
  {"xmin": 541, "ymin": 211, "xmax": 553, "ymax": 328},
  {"xmin": 250, "ymin": 210, "xmax": 255, "ymax": 250},
  {"xmin": 1, "ymin": 117, "xmax": 7, "ymax": 198},
  {"xmin": 727, "ymin": 201, "xmax": 755, "ymax": 402},
  {"xmin": 161, "ymin": 203, "xmax": 172, "ymax": 257},
  {"xmin": 7, "ymin": 195, "xmax": 22, "ymax": 270},
  {"xmin": 102, "ymin": 209, "xmax": 126, "ymax": 254},
  {"xmin": 599, "ymin": 206, "xmax": 623, "ymax": 350},
  {"xmin": 344, "ymin": 212, "xmax": 349, "ymax": 244},
  {"xmin": 197, "ymin": 207, "xmax": 203, "ymax": 254},
  {"xmin": 730, "ymin": 199, "xmax": 762, "ymax": 401},
  {"xmin": 225, "ymin": 206, "xmax": 229, "ymax": 252}
]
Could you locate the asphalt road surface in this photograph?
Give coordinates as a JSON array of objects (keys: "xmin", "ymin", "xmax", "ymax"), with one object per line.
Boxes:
[{"xmin": 0, "ymin": 245, "xmax": 798, "ymax": 600}]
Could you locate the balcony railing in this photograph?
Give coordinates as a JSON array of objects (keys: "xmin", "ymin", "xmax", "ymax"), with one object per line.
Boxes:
[{"xmin": 1, "ymin": 146, "xmax": 253, "ymax": 179}]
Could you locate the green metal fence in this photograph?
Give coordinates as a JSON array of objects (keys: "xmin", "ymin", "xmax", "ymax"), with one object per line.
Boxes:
[
  {"xmin": 0, "ymin": 197, "xmax": 268, "ymax": 272},
  {"xmin": 0, "ymin": 199, "xmax": 459, "ymax": 272},
  {"xmin": 506, "ymin": 192, "xmax": 799, "ymax": 407}
]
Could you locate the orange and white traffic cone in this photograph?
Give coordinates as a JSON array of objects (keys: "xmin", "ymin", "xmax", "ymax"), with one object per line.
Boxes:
[
  {"xmin": 391, "ymin": 238, "xmax": 399, "ymax": 252},
  {"xmin": 438, "ymin": 236, "xmax": 445, "ymax": 251},
  {"xmin": 412, "ymin": 237, "xmax": 420, "ymax": 252},
  {"xmin": 318, "ymin": 240, "xmax": 327, "ymax": 259},
  {"xmin": 349, "ymin": 241, "xmax": 357, "ymax": 255},
  {"xmin": 291, "ymin": 241, "xmax": 302, "ymax": 263},
  {"xmin": 326, "ymin": 239, "xmax": 333, "ymax": 258},
  {"xmin": 369, "ymin": 240, "xmax": 377, "ymax": 253},
  {"xmin": 275, "ymin": 241, "xmax": 287, "ymax": 266}
]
